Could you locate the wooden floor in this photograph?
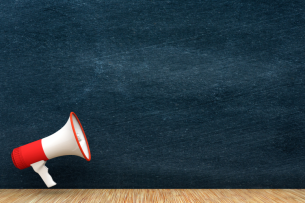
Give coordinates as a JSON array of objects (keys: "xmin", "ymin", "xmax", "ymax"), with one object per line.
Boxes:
[{"xmin": 0, "ymin": 189, "xmax": 305, "ymax": 203}]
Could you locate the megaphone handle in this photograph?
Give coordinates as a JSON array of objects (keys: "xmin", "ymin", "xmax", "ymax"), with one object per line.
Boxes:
[{"xmin": 31, "ymin": 160, "xmax": 56, "ymax": 188}]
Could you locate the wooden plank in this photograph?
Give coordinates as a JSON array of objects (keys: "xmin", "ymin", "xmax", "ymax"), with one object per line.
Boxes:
[{"xmin": 1, "ymin": 189, "xmax": 305, "ymax": 203}]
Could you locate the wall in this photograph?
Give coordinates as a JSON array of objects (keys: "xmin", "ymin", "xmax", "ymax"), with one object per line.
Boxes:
[{"xmin": 1, "ymin": 0, "xmax": 305, "ymax": 188}]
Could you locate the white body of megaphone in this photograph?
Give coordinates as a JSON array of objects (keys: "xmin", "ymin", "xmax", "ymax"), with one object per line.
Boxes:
[{"xmin": 11, "ymin": 112, "xmax": 91, "ymax": 188}]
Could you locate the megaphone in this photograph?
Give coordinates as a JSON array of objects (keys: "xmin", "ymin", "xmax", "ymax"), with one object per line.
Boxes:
[{"xmin": 11, "ymin": 112, "xmax": 91, "ymax": 188}]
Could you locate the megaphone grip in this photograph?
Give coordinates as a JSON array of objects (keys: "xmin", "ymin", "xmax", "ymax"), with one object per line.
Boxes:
[
  {"xmin": 11, "ymin": 139, "xmax": 49, "ymax": 170},
  {"xmin": 31, "ymin": 160, "xmax": 56, "ymax": 188},
  {"xmin": 38, "ymin": 167, "xmax": 56, "ymax": 188}
]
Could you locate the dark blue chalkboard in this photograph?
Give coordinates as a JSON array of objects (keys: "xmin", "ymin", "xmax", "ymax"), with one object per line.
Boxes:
[{"xmin": 1, "ymin": 0, "xmax": 305, "ymax": 188}]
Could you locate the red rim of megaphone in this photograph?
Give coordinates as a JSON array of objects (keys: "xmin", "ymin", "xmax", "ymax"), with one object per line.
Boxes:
[{"xmin": 70, "ymin": 112, "xmax": 91, "ymax": 161}]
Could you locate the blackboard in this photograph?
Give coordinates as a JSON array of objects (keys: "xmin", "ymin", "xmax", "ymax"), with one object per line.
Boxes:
[{"xmin": 1, "ymin": 0, "xmax": 305, "ymax": 188}]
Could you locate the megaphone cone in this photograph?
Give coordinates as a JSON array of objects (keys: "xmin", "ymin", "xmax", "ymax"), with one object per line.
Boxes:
[{"xmin": 11, "ymin": 112, "xmax": 91, "ymax": 188}]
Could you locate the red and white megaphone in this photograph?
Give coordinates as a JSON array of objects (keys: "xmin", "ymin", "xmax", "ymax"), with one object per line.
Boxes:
[{"xmin": 11, "ymin": 112, "xmax": 91, "ymax": 188}]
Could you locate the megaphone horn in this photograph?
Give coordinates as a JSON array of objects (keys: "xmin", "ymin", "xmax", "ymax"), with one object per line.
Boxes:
[{"xmin": 11, "ymin": 112, "xmax": 91, "ymax": 188}]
